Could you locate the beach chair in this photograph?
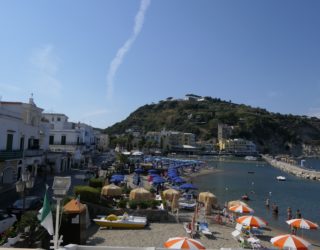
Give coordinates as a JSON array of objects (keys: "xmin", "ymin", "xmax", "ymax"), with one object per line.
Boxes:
[{"xmin": 231, "ymin": 223, "xmax": 244, "ymax": 242}]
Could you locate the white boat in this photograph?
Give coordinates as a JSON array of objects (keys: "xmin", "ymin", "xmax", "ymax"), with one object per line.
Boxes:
[
  {"xmin": 245, "ymin": 156, "xmax": 257, "ymax": 161},
  {"xmin": 276, "ymin": 176, "xmax": 286, "ymax": 181},
  {"xmin": 93, "ymin": 214, "xmax": 147, "ymax": 229}
]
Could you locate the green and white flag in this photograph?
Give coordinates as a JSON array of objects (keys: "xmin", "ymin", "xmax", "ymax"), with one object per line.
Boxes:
[{"xmin": 38, "ymin": 186, "xmax": 54, "ymax": 235}]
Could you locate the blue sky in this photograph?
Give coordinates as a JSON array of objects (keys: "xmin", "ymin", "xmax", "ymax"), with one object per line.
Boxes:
[{"xmin": 0, "ymin": 0, "xmax": 319, "ymax": 128}]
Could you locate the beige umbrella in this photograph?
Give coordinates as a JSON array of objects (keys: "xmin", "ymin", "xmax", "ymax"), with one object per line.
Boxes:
[
  {"xmin": 228, "ymin": 200, "xmax": 248, "ymax": 208},
  {"xmin": 204, "ymin": 200, "xmax": 213, "ymax": 215},
  {"xmin": 163, "ymin": 189, "xmax": 180, "ymax": 201},
  {"xmin": 171, "ymin": 193, "xmax": 179, "ymax": 212},
  {"xmin": 129, "ymin": 187, "xmax": 153, "ymax": 201},
  {"xmin": 101, "ymin": 184, "xmax": 122, "ymax": 196},
  {"xmin": 198, "ymin": 192, "xmax": 217, "ymax": 205}
]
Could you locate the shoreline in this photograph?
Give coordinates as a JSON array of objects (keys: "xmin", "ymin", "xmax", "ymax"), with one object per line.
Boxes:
[
  {"xmin": 190, "ymin": 164, "xmax": 320, "ymax": 248},
  {"xmin": 262, "ymin": 155, "xmax": 320, "ymax": 181}
]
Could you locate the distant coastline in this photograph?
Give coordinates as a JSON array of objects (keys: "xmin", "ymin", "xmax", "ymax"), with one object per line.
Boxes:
[{"xmin": 262, "ymin": 155, "xmax": 320, "ymax": 181}]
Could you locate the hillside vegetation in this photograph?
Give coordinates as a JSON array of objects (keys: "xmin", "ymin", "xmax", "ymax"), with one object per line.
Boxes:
[{"xmin": 104, "ymin": 97, "xmax": 320, "ymax": 154}]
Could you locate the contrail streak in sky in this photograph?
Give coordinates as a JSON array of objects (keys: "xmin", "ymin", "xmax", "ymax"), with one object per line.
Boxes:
[{"xmin": 106, "ymin": 0, "xmax": 151, "ymax": 99}]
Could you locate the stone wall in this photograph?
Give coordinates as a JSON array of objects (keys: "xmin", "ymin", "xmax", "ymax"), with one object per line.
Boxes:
[{"xmin": 262, "ymin": 155, "xmax": 320, "ymax": 181}]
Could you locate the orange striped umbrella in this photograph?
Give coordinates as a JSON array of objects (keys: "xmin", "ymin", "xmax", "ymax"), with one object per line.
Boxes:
[
  {"xmin": 271, "ymin": 234, "xmax": 311, "ymax": 250},
  {"xmin": 236, "ymin": 215, "xmax": 267, "ymax": 228},
  {"xmin": 164, "ymin": 237, "xmax": 205, "ymax": 250},
  {"xmin": 286, "ymin": 218, "xmax": 318, "ymax": 230},
  {"xmin": 229, "ymin": 204, "xmax": 254, "ymax": 214}
]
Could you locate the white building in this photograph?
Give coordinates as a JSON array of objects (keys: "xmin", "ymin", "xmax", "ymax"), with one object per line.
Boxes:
[
  {"xmin": 42, "ymin": 113, "xmax": 96, "ymax": 168},
  {"xmin": 0, "ymin": 97, "xmax": 44, "ymax": 184}
]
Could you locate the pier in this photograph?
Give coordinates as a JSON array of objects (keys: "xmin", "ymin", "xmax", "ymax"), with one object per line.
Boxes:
[{"xmin": 262, "ymin": 155, "xmax": 320, "ymax": 181}]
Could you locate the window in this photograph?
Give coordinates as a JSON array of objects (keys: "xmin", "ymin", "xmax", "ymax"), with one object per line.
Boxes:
[
  {"xmin": 52, "ymin": 117, "xmax": 54, "ymax": 121},
  {"xmin": 6, "ymin": 134, "xmax": 13, "ymax": 151},
  {"xmin": 20, "ymin": 137, "xmax": 24, "ymax": 151},
  {"xmin": 61, "ymin": 135, "xmax": 66, "ymax": 145},
  {"xmin": 57, "ymin": 117, "xmax": 61, "ymax": 121},
  {"xmin": 49, "ymin": 135, "xmax": 54, "ymax": 145}
]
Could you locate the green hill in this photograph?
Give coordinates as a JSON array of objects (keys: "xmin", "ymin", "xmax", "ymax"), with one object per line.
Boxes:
[{"xmin": 104, "ymin": 96, "xmax": 320, "ymax": 154}]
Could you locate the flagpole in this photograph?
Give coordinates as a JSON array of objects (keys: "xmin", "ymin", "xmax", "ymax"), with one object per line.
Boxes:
[{"xmin": 54, "ymin": 197, "xmax": 61, "ymax": 250}]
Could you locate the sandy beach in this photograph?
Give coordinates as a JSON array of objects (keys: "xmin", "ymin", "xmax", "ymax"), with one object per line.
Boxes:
[{"xmin": 88, "ymin": 165, "xmax": 320, "ymax": 249}]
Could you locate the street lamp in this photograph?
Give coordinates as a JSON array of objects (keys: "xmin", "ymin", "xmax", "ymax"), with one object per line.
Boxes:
[
  {"xmin": 52, "ymin": 176, "xmax": 71, "ymax": 250},
  {"xmin": 16, "ymin": 171, "xmax": 35, "ymax": 211}
]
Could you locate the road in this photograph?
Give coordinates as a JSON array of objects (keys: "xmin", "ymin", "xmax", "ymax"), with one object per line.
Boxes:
[{"xmin": 0, "ymin": 169, "xmax": 92, "ymax": 210}]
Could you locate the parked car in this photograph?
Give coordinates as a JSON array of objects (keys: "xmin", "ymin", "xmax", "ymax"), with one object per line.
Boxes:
[
  {"xmin": 0, "ymin": 210, "xmax": 17, "ymax": 234},
  {"xmin": 7, "ymin": 196, "xmax": 42, "ymax": 219}
]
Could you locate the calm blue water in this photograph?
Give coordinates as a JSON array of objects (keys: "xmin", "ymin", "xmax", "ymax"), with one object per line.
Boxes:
[
  {"xmin": 302, "ymin": 158, "xmax": 320, "ymax": 171},
  {"xmin": 193, "ymin": 158, "xmax": 320, "ymax": 243}
]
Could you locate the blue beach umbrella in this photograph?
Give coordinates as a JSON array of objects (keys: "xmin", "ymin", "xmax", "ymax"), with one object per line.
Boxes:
[
  {"xmin": 134, "ymin": 168, "xmax": 144, "ymax": 174},
  {"xmin": 173, "ymin": 177, "xmax": 186, "ymax": 184},
  {"xmin": 179, "ymin": 183, "xmax": 198, "ymax": 190},
  {"xmin": 148, "ymin": 169, "xmax": 158, "ymax": 174}
]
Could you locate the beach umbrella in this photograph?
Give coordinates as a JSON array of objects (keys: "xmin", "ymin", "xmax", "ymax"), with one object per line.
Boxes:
[
  {"xmin": 129, "ymin": 187, "xmax": 152, "ymax": 201},
  {"xmin": 228, "ymin": 200, "xmax": 248, "ymax": 208},
  {"xmin": 236, "ymin": 215, "xmax": 267, "ymax": 228},
  {"xmin": 148, "ymin": 169, "xmax": 158, "ymax": 174},
  {"xmin": 164, "ymin": 237, "xmax": 205, "ymax": 250},
  {"xmin": 163, "ymin": 188, "xmax": 180, "ymax": 201},
  {"xmin": 286, "ymin": 218, "xmax": 318, "ymax": 230},
  {"xmin": 171, "ymin": 193, "xmax": 179, "ymax": 212},
  {"xmin": 173, "ymin": 177, "xmax": 186, "ymax": 184},
  {"xmin": 134, "ymin": 168, "xmax": 144, "ymax": 174},
  {"xmin": 101, "ymin": 184, "xmax": 122, "ymax": 196},
  {"xmin": 111, "ymin": 174, "xmax": 124, "ymax": 180},
  {"xmin": 179, "ymin": 183, "xmax": 198, "ymax": 190},
  {"xmin": 229, "ymin": 204, "xmax": 254, "ymax": 214},
  {"xmin": 198, "ymin": 192, "xmax": 217, "ymax": 205},
  {"xmin": 153, "ymin": 177, "xmax": 165, "ymax": 184},
  {"xmin": 270, "ymin": 234, "xmax": 312, "ymax": 250}
]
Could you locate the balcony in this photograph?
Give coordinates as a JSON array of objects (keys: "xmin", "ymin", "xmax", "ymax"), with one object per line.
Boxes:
[
  {"xmin": 0, "ymin": 150, "xmax": 23, "ymax": 161},
  {"xmin": 24, "ymin": 149, "xmax": 44, "ymax": 157}
]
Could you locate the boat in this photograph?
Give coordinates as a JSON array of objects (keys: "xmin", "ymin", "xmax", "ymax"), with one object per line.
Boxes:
[
  {"xmin": 245, "ymin": 156, "xmax": 257, "ymax": 161},
  {"xmin": 276, "ymin": 176, "xmax": 286, "ymax": 181},
  {"xmin": 93, "ymin": 214, "xmax": 147, "ymax": 229}
]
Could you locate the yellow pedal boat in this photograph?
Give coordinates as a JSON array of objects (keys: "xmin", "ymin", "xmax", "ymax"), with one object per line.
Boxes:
[{"xmin": 93, "ymin": 214, "xmax": 148, "ymax": 229}]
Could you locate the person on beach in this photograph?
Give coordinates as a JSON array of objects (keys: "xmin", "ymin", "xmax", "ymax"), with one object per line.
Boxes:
[
  {"xmin": 265, "ymin": 198, "xmax": 270, "ymax": 208},
  {"xmin": 296, "ymin": 209, "xmax": 302, "ymax": 218},
  {"xmin": 272, "ymin": 203, "xmax": 279, "ymax": 215},
  {"xmin": 287, "ymin": 207, "xmax": 292, "ymax": 220}
]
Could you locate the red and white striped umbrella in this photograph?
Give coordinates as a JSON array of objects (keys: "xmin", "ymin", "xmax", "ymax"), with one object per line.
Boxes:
[
  {"xmin": 229, "ymin": 204, "xmax": 254, "ymax": 214},
  {"xmin": 164, "ymin": 237, "xmax": 205, "ymax": 250},
  {"xmin": 271, "ymin": 234, "xmax": 312, "ymax": 250},
  {"xmin": 236, "ymin": 215, "xmax": 267, "ymax": 228},
  {"xmin": 286, "ymin": 218, "xmax": 318, "ymax": 230}
]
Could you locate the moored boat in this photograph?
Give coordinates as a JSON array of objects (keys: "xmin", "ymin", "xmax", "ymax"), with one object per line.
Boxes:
[
  {"xmin": 276, "ymin": 176, "xmax": 286, "ymax": 181},
  {"xmin": 93, "ymin": 214, "xmax": 147, "ymax": 229}
]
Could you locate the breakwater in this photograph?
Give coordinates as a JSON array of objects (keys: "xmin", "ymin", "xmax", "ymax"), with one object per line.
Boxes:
[{"xmin": 262, "ymin": 155, "xmax": 320, "ymax": 181}]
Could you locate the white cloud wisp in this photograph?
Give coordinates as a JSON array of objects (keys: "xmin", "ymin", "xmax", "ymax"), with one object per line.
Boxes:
[
  {"xmin": 106, "ymin": 0, "xmax": 151, "ymax": 99},
  {"xmin": 30, "ymin": 44, "xmax": 62, "ymax": 97}
]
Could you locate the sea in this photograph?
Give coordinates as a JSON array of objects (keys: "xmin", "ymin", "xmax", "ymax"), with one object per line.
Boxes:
[{"xmin": 192, "ymin": 157, "xmax": 320, "ymax": 243}]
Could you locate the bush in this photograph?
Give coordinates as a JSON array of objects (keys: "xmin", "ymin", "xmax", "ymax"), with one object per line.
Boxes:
[
  {"xmin": 128, "ymin": 200, "xmax": 138, "ymax": 209},
  {"xmin": 74, "ymin": 185, "xmax": 100, "ymax": 204},
  {"xmin": 139, "ymin": 201, "xmax": 149, "ymax": 209},
  {"xmin": 150, "ymin": 200, "xmax": 161, "ymax": 209},
  {"xmin": 89, "ymin": 178, "xmax": 104, "ymax": 188},
  {"xmin": 118, "ymin": 199, "xmax": 128, "ymax": 209},
  {"xmin": 122, "ymin": 185, "xmax": 132, "ymax": 195}
]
